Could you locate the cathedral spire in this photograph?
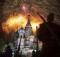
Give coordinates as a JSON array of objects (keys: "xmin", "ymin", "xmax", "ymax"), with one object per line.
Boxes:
[
  {"xmin": 28, "ymin": 15, "xmax": 30, "ymax": 23},
  {"xmin": 25, "ymin": 15, "xmax": 33, "ymax": 35},
  {"xmin": 26, "ymin": 15, "xmax": 31, "ymax": 26}
]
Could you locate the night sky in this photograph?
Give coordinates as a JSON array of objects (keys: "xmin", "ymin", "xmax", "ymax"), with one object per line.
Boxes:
[{"xmin": 0, "ymin": 0, "xmax": 60, "ymax": 39}]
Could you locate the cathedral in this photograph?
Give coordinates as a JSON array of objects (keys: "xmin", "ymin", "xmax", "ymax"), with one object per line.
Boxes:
[{"xmin": 17, "ymin": 15, "xmax": 35, "ymax": 52}]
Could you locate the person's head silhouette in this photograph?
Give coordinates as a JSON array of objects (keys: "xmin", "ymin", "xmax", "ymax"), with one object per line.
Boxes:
[
  {"xmin": 7, "ymin": 45, "xmax": 10, "ymax": 49},
  {"xmin": 47, "ymin": 13, "xmax": 54, "ymax": 23}
]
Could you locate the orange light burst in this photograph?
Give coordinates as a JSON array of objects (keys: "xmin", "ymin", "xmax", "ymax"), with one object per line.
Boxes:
[
  {"xmin": 2, "ymin": 14, "xmax": 27, "ymax": 34},
  {"xmin": 2, "ymin": 14, "xmax": 42, "ymax": 34},
  {"xmin": 30, "ymin": 15, "xmax": 41, "ymax": 34},
  {"xmin": 31, "ymin": 23, "xmax": 39, "ymax": 34}
]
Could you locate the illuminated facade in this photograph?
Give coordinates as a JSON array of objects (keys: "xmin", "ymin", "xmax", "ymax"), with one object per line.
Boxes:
[
  {"xmin": 25, "ymin": 15, "xmax": 33, "ymax": 37},
  {"xmin": 16, "ymin": 15, "xmax": 43, "ymax": 54},
  {"xmin": 17, "ymin": 15, "xmax": 34, "ymax": 52}
]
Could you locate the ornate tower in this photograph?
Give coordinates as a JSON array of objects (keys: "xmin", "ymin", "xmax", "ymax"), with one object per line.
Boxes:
[{"xmin": 25, "ymin": 15, "xmax": 33, "ymax": 37}]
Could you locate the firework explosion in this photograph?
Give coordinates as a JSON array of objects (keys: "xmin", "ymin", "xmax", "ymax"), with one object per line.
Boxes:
[
  {"xmin": 2, "ymin": 13, "xmax": 42, "ymax": 34},
  {"xmin": 2, "ymin": 0, "xmax": 45, "ymax": 34}
]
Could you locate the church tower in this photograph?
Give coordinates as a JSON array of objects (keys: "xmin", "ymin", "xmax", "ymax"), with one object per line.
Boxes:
[{"xmin": 25, "ymin": 15, "xmax": 33, "ymax": 37}]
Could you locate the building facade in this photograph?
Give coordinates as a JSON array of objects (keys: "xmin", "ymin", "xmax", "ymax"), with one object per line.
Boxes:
[{"xmin": 17, "ymin": 15, "xmax": 35, "ymax": 52}]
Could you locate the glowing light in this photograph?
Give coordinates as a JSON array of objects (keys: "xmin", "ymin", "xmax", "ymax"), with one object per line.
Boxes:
[
  {"xmin": 31, "ymin": 23, "xmax": 39, "ymax": 34},
  {"xmin": 2, "ymin": 14, "xmax": 27, "ymax": 33},
  {"xmin": 22, "ymin": 5, "xmax": 26, "ymax": 11},
  {"xmin": 21, "ymin": 3, "xmax": 29, "ymax": 12},
  {"xmin": 2, "ymin": 14, "xmax": 42, "ymax": 34}
]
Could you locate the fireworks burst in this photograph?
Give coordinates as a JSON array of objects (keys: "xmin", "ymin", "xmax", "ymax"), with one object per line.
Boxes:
[
  {"xmin": 2, "ymin": 0, "xmax": 44, "ymax": 34},
  {"xmin": 2, "ymin": 14, "xmax": 42, "ymax": 34}
]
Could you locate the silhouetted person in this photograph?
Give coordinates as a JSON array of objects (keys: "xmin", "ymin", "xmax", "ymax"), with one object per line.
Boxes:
[
  {"xmin": 0, "ymin": 52, "xmax": 4, "ymax": 57},
  {"xmin": 38, "ymin": 50, "xmax": 42, "ymax": 57},
  {"xmin": 32, "ymin": 50, "xmax": 36, "ymax": 57},
  {"xmin": 37, "ymin": 13, "xmax": 60, "ymax": 57},
  {"xmin": 14, "ymin": 50, "xmax": 19, "ymax": 57},
  {"xmin": 5, "ymin": 45, "xmax": 12, "ymax": 57},
  {"xmin": 35, "ymin": 50, "xmax": 40, "ymax": 57}
]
